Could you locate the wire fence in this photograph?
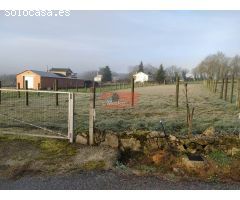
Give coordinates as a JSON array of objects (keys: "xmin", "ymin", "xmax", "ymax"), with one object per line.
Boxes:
[
  {"xmin": 93, "ymin": 83, "xmax": 240, "ymax": 136},
  {"xmin": 0, "ymin": 89, "xmax": 73, "ymax": 140}
]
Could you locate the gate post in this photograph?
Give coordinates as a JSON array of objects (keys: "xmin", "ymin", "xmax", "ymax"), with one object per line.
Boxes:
[
  {"xmin": 89, "ymin": 82, "xmax": 96, "ymax": 145},
  {"xmin": 68, "ymin": 93, "xmax": 74, "ymax": 143}
]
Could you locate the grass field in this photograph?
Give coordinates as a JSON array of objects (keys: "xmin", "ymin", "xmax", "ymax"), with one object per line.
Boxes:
[
  {"xmin": 0, "ymin": 82, "xmax": 239, "ymax": 137},
  {"xmin": 94, "ymin": 83, "xmax": 240, "ymax": 135}
]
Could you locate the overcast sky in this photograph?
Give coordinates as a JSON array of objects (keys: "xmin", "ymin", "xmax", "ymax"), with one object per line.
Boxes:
[{"xmin": 0, "ymin": 11, "xmax": 240, "ymax": 74}]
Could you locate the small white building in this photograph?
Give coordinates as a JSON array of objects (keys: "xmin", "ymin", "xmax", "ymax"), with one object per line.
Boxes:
[
  {"xmin": 133, "ymin": 72, "xmax": 149, "ymax": 83},
  {"xmin": 94, "ymin": 74, "xmax": 103, "ymax": 82},
  {"xmin": 186, "ymin": 72, "xmax": 194, "ymax": 79}
]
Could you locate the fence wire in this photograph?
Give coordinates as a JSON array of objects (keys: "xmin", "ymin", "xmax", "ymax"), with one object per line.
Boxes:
[
  {"xmin": 74, "ymin": 93, "xmax": 90, "ymax": 134},
  {"xmin": 0, "ymin": 89, "xmax": 69, "ymax": 138}
]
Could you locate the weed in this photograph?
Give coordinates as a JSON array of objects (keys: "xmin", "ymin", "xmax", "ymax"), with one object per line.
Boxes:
[
  {"xmin": 209, "ymin": 150, "xmax": 232, "ymax": 166},
  {"xmin": 80, "ymin": 160, "xmax": 105, "ymax": 170}
]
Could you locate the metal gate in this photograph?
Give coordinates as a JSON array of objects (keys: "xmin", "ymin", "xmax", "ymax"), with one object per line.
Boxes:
[{"xmin": 0, "ymin": 88, "xmax": 74, "ymax": 142}]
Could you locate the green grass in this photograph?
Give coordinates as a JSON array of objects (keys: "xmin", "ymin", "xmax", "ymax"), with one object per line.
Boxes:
[
  {"xmin": 40, "ymin": 140, "xmax": 76, "ymax": 156},
  {"xmin": 1, "ymin": 83, "xmax": 240, "ymax": 137},
  {"xmin": 79, "ymin": 160, "xmax": 106, "ymax": 170},
  {"xmin": 209, "ymin": 150, "xmax": 232, "ymax": 166}
]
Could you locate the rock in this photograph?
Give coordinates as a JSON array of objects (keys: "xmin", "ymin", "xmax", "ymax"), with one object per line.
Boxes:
[
  {"xmin": 172, "ymin": 167, "xmax": 184, "ymax": 176},
  {"xmin": 101, "ymin": 133, "xmax": 119, "ymax": 148},
  {"xmin": 202, "ymin": 127, "xmax": 215, "ymax": 137},
  {"xmin": 144, "ymin": 138, "xmax": 160, "ymax": 152},
  {"xmin": 176, "ymin": 143, "xmax": 186, "ymax": 152},
  {"xmin": 227, "ymin": 147, "xmax": 240, "ymax": 156},
  {"xmin": 81, "ymin": 133, "xmax": 88, "ymax": 137},
  {"xmin": 120, "ymin": 138, "xmax": 141, "ymax": 151},
  {"xmin": 126, "ymin": 131, "xmax": 134, "ymax": 136},
  {"xmin": 76, "ymin": 135, "xmax": 88, "ymax": 145},
  {"xmin": 147, "ymin": 131, "xmax": 165, "ymax": 138},
  {"xmin": 181, "ymin": 155, "xmax": 205, "ymax": 169},
  {"xmin": 151, "ymin": 150, "xmax": 165, "ymax": 165},
  {"xmin": 169, "ymin": 134, "xmax": 177, "ymax": 142}
]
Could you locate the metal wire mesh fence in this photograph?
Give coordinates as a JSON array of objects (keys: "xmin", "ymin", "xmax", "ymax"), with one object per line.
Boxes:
[
  {"xmin": 74, "ymin": 93, "xmax": 90, "ymax": 134},
  {"xmin": 94, "ymin": 83, "xmax": 240, "ymax": 136},
  {"xmin": 0, "ymin": 89, "xmax": 72, "ymax": 140}
]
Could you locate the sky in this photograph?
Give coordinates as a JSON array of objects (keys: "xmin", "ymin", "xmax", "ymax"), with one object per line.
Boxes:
[{"xmin": 0, "ymin": 10, "xmax": 240, "ymax": 74}]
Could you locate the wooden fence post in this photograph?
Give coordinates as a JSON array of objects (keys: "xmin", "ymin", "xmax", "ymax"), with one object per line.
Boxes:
[
  {"xmin": 214, "ymin": 80, "xmax": 218, "ymax": 93},
  {"xmin": 18, "ymin": 83, "xmax": 21, "ymax": 98},
  {"xmin": 224, "ymin": 77, "xmax": 228, "ymax": 101},
  {"xmin": 54, "ymin": 80, "xmax": 59, "ymax": 106},
  {"xmin": 25, "ymin": 80, "xmax": 29, "ymax": 106},
  {"xmin": 89, "ymin": 82, "xmax": 96, "ymax": 145},
  {"xmin": 236, "ymin": 79, "xmax": 240, "ymax": 109},
  {"xmin": 0, "ymin": 81, "xmax": 1, "ymax": 104},
  {"xmin": 76, "ymin": 81, "xmax": 78, "ymax": 92},
  {"xmin": 85, "ymin": 82, "xmax": 87, "ymax": 92},
  {"xmin": 176, "ymin": 74, "xmax": 180, "ymax": 108},
  {"xmin": 211, "ymin": 80, "xmax": 214, "ymax": 92},
  {"xmin": 37, "ymin": 83, "xmax": 40, "ymax": 96},
  {"xmin": 220, "ymin": 78, "xmax": 224, "ymax": 99},
  {"xmin": 230, "ymin": 75, "xmax": 234, "ymax": 103},
  {"xmin": 131, "ymin": 77, "xmax": 135, "ymax": 107}
]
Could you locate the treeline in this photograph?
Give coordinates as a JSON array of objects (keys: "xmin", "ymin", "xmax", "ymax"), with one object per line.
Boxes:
[
  {"xmin": 193, "ymin": 52, "xmax": 240, "ymax": 108},
  {"xmin": 79, "ymin": 61, "xmax": 190, "ymax": 84},
  {"xmin": 129, "ymin": 61, "xmax": 190, "ymax": 84},
  {"xmin": 0, "ymin": 74, "xmax": 16, "ymax": 87},
  {"xmin": 192, "ymin": 52, "xmax": 240, "ymax": 80}
]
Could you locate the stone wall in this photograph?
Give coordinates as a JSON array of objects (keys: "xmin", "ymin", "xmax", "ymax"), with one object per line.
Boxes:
[{"xmin": 76, "ymin": 127, "xmax": 240, "ymax": 157}]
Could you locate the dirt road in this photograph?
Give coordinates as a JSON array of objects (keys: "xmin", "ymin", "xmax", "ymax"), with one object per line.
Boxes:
[{"xmin": 0, "ymin": 170, "xmax": 239, "ymax": 190}]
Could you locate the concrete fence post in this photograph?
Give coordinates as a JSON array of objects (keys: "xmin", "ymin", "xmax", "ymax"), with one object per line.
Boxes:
[
  {"xmin": 68, "ymin": 93, "xmax": 74, "ymax": 143},
  {"xmin": 89, "ymin": 82, "xmax": 96, "ymax": 145}
]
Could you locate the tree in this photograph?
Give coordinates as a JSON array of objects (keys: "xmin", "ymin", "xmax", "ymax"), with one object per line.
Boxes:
[
  {"xmin": 156, "ymin": 64, "xmax": 166, "ymax": 84},
  {"xmin": 78, "ymin": 70, "xmax": 98, "ymax": 80},
  {"xmin": 165, "ymin": 65, "xmax": 181, "ymax": 83},
  {"xmin": 99, "ymin": 66, "xmax": 112, "ymax": 82},
  {"xmin": 138, "ymin": 61, "xmax": 144, "ymax": 72},
  {"xmin": 193, "ymin": 52, "xmax": 230, "ymax": 80},
  {"xmin": 181, "ymin": 68, "xmax": 189, "ymax": 81},
  {"xmin": 230, "ymin": 55, "xmax": 240, "ymax": 76}
]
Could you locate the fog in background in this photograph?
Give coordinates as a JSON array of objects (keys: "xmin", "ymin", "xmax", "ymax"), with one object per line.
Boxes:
[{"xmin": 0, "ymin": 11, "xmax": 240, "ymax": 75}]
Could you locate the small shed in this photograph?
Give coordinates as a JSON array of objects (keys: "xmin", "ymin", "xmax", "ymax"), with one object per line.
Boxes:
[
  {"xmin": 94, "ymin": 74, "xmax": 103, "ymax": 83},
  {"xmin": 16, "ymin": 70, "xmax": 84, "ymax": 90},
  {"xmin": 133, "ymin": 72, "xmax": 149, "ymax": 83}
]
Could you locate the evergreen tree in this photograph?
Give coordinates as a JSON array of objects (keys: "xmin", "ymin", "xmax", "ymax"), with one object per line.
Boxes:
[
  {"xmin": 100, "ymin": 66, "xmax": 112, "ymax": 82},
  {"xmin": 138, "ymin": 61, "xmax": 144, "ymax": 72},
  {"xmin": 156, "ymin": 64, "xmax": 166, "ymax": 84}
]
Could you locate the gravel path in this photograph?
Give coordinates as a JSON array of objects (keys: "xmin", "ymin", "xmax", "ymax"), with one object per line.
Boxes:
[{"xmin": 0, "ymin": 170, "xmax": 239, "ymax": 190}]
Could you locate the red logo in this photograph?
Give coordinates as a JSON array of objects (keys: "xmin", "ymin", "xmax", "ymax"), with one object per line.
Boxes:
[{"xmin": 98, "ymin": 92, "xmax": 140, "ymax": 109}]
